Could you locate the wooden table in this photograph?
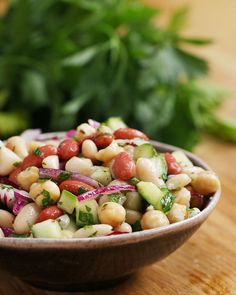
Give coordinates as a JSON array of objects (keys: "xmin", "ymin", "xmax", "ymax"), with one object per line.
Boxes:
[{"xmin": 1, "ymin": 0, "xmax": 236, "ymax": 294}]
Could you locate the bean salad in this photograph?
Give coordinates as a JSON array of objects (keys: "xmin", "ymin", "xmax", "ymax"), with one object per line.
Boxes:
[{"xmin": 0, "ymin": 118, "xmax": 220, "ymax": 238}]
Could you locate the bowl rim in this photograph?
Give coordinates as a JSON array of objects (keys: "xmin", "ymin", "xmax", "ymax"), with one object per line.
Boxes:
[{"xmin": 0, "ymin": 139, "xmax": 221, "ymax": 249}]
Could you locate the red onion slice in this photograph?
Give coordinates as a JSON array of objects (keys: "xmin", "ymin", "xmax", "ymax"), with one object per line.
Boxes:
[
  {"xmin": 38, "ymin": 168, "xmax": 100, "ymax": 188},
  {"xmin": 66, "ymin": 129, "xmax": 76, "ymax": 138},
  {"xmin": 88, "ymin": 119, "xmax": 100, "ymax": 128},
  {"xmin": 0, "ymin": 227, "xmax": 15, "ymax": 237},
  {"xmin": 77, "ymin": 184, "xmax": 136, "ymax": 202}
]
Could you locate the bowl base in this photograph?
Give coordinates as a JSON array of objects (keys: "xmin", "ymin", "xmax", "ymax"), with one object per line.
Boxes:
[{"xmin": 23, "ymin": 274, "xmax": 133, "ymax": 292}]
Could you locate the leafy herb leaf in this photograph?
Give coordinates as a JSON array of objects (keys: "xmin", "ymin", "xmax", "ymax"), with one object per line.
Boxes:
[
  {"xmin": 160, "ymin": 189, "xmax": 175, "ymax": 213},
  {"xmin": 42, "ymin": 189, "xmax": 53, "ymax": 208},
  {"xmin": 58, "ymin": 171, "xmax": 72, "ymax": 181},
  {"xmin": 33, "ymin": 147, "xmax": 42, "ymax": 156}
]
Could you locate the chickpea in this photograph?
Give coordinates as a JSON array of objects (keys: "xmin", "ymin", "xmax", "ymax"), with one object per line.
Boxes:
[
  {"xmin": 13, "ymin": 203, "xmax": 41, "ymax": 234},
  {"xmin": 29, "ymin": 180, "xmax": 60, "ymax": 207},
  {"xmin": 98, "ymin": 202, "xmax": 126, "ymax": 227},
  {"xmin": 82, "ymin": 139, "xmax": 98, "ymax": 161},
  {"xmin": 166, "ymin": 174, "xmax": 191, "ymax": 191},
  {"xmin": 42, "ymin": 155, "xmax": 59, "ymax": 169},
  {"xmin": 0, "ymin": 209, "xmax": 15, "ymax": 227},
  {"xmin": 124, "ymin": 192, "xmax": 142, "ymax": 211},
  {"xmin": 167, "ymin": 203, "xmax": 187, "ymax": 223},
  {"xmin": 108, "ymin": 179, "xmax": 127, "ymax": 186},
  {"xmin": 76, "ymin": 123, "xmax": 96, "ymax": 140},
  {"xmin": 6, "ymin": 136, "xmax": 28, "ymax": 159},
  {"xmin": 141, "ymin": 209, "xmax": 169, "ymax": 230},
  {"xmin": 65, "ymin": 156, "xmax": 93, "ymax": 176},
  {"xmin": 0, "ymin": 142, "xmax": 22, "ymax": 176},
  {"xmin": 182, "ymin": 166, "xmax": 204, "ymax": 175},
  {"xmin": 125, "ymin": 209, "xmax": 142, "ymax": 225},
  {"xmin": 73, "ymin": 224, "xmax": 113, "ymax": 238},
  {"xmin": 0, "ymin": 228, "xmax": 4, "ymax": 238},
  {"xmin": 191, "ymin": 171, "xmax": 220, "ymax": 196},
  {"xmin": 173, "ymin": 187, "xmax": 191, "ymax": 208},
  {"xmin": 114, "ymin": 222, "xmax": 132, "ymax": 233},
  {"xmin": 95, "ymin": 142, "xmax": 123, "ymax": 162},
  {"xmin": 17, "ymin": 166, "xmax": 39, "ymax": 191}
]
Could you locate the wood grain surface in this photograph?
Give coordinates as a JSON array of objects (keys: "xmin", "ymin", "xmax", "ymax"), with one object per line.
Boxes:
[{"xmin": 1, "ymin": 0, "xmax": 236, "ymax": 294}]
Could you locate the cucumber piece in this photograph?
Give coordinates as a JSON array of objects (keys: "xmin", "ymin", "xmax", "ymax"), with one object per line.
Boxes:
[
  {"xmin": 32, "ymin": 219, "xmax": 62, "ymax": 238},
  {"xmin": 105, "ymin": 117, "xmax": 127, "ymax": 130},
  {"xmin": 172, "ymin": 150, "xmax": 193, "ymax": 168},
  {"xmin": 75, "ymin": 199, "xmax": 98, "ymax": 227},
  {"xmin": 90, "ymin": 166, "xmax": 112, "ymax": 185},
  {"xmin": 151, "ymin": 154, "xmax": 167, "ymax": 180},
  {"xmin": 137, "ymin": 181, "xmax": 164, "ymax": 209},
  {"xmin": 57, "ymin": 190, "xmax": 77, "ymax": 214},
  {"xmin": 134, "ymin": 143, "xmax": 157, "ymax": 161}
]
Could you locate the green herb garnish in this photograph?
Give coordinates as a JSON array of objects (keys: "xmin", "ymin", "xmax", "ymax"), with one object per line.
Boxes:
[
  {"xmin": 129, "ymin": 177, "xmax": 140, "ymax": 185},
  {"xmin": 42, "ymin": 189, "xmax": 53, "ymax": 208},
  {"xmin": 79, "ymin": 211, "xmax": 94, "ymax": 225},
  {"xmin": 13, "ymin": 161, "xmax": 22, "ymax": 167},
  {"xmin": 58, "ymin": 171, "xmax": 71, "ymax": 181},
  {"xmin": 132, "ymin": 220, "xmax": 141, "ymax": 232},
  {"xmin": 160, "ymin": 190, "xmax": 175, "ymax": 213},
  {"xmin": 78, "ymin": 187, "xmax": 88, "ymax": 195},
  {"xmin": 33, "ymin": 147, "xmax": 42, "ymax": 156},
  {"xmin": 108, "ymin": 194, "xmax": 122, "ymax": 203},
  {"xmin": 88, "ymin": 231, "xmax": 97, "ymax": 237}
]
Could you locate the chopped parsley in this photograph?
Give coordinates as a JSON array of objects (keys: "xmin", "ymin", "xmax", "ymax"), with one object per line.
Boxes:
[
  {"xmin": 160, "ymin": 190, "xmax": 175, "ymax": 213},
  {"xmin": 78, "ymin": 186, "xmax": 88, "ymax": 195},
  {"xmin": 83, "ymin": 225, "xmax": 92, "ymax": 230},
  {"xmin": 132, "ymin": 220, "xmax": 141, "ymax": 232},
  {"xmin": 108, "ymin": 194, "xmax": 122, "ymax": 203},
  {"xmin": 79, "ymin": 211, "xmax": 94, "ymax": 225},
  {"xmin": 13, "ymin": 161, "xmax": 22, "ymax": 167},
  {"xmin": 58, "ymin": 171, "xmax": 71, "ymax": 181},
  {"xmin": 129, "ymin": 177, "xmax": 140, "ymax": 185},
  {"xmin": 85, "ymin": 205, "xmax": 91, "ymax": 212},
  {"xmin": 88, "ymin": 231, "xmax": 97, "ymax": 237},
  {"xmin": 33, "ymin": 147, "xmax": 42, "ymax": 156},
  {"xmin": 42, "ymin": 189, "xmax": 53, "ymax": 207},
  {"xmin": 9, "ymin": 233, "xmax": 29, "ymax": 238}
]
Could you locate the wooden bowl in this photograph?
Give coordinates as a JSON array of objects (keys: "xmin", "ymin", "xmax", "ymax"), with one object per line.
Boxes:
[{"xmin": 0, "ymin": 141, "xmax": 221, "ymax": 291}]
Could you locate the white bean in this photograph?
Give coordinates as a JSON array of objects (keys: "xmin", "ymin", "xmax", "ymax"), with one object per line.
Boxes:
[
  {"xmin": 73, "ymin": 224, "xmax": 113, "ymax": 238},
  {"xmin": 65, "ymin": 156, "xmax": 93, "ymax": 176},
  {"xmin": 182, "ymin": 166, "xmax": 204, "ymax": 175},
  {"xmin": 0, "ymin": 228, "xmax": 4, "ymax": 237},
  {"xmin": 97, "ymin": 125, "xmax": 113, "ymax": 134},
  {"xmin": 82, "ymin": 139, "xmax": 98, "ymax": 161},
  {"xmin": 61, "ymin": 230, "xmax": 74, "ymax": 238},
  {"xmin": 76, "ymin": 123, "xmax": 96, "ymax": 140},
  {"xmin": 6, "ymin": 136, "xmax": 28, "ymax": 159},
  {"xmin": 167, "ymin": 203, "xmax": 187, "ymax": 223},
  {"xmin": 188, "ymin": 207, "xmax": 201, "ymax": 218},
  {"xmin": 125, "ymin": 209, "xmax": 142, "ymax": 225},
  {"xmin": 114, "ymin": 222, "xmax": 132, "ymax": 233},
  {"xmin": 17, "ymin": 166, "xmax": 39, "ymax": 191},
  {"xmin": 0, "ymin": 142, "xmax": 22, "ymax": 176},
  {"xmin": 13, "ymin": 203, "xmax": 41, "ymax": 234},
  {"xmin": 173, "ymin": 187, "xmax": 191, "ymax": 208},
  {"xmin": 98, "ymin": 202, "xmax": 126, "ymax": 227},
  {"xmin": 191, "ymin": 171, "xmax": 220, "ymax": 196},
  {"xmin": 141, "ymin": 209, "xmax": 169, "ymax": 230},
  {"xmin": 29, "ymin": 180, "xmax": 60, "ymax": 207},
  {"xmin": 166, "ymin": 174, "xmax": 191, "ymax": 190},
  {"xmin": 42, "ymin": 155, "xmax": 59, "ymax": 169},
  {"xmin": 136, "ymin": 157, "xmax": 164, "ymax": 187},
  {"xmin": 0, "ymin": 209, "xmax": 15, "ymax": 227},
  {"xmin": 95, "ymin": 142, "xmax": 123, "ymax": 162}
]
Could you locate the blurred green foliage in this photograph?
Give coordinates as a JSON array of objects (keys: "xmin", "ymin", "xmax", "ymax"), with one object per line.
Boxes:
[{"xmin": 0, "ymin": 0, "xmax": 235, "ymax": 149}]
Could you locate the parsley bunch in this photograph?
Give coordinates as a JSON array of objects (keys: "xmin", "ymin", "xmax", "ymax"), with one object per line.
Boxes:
[{"xmin": 0, "ymin": 0, "xmax": 235, "ymax": 149}]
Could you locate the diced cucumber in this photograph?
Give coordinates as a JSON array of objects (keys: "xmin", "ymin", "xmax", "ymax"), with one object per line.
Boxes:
[
  {"xmin": 105, "ymin": 117, "xmax": 127, "ymax": 130},
  {"xmin": 57, "ymin": 190, "xmax": 77, "ymax": 214},
  {"xmin": 90, "ymin": 166, "xmax": 112, "ymax": 185},
  {"xmin": 75, "ymin": 199, "xmax": 98, "ymax": 227},
  {"xmin": 32, "ymin": 219, "xmax": 62, "ymax": 238},
  {"xmin": 150, "ymin": 153, "xmax": 167, "ymax": 180},
  {"xmin": 134, "ymin": 143, "xmax": 157, "ymax": 161},
  {"xmin": 172, "ymin": 150, "xmax": 193, "ymax": 168},
  {"xmin": 137, "ymin": 181, "xmax": 164, "ymax": 209}
]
